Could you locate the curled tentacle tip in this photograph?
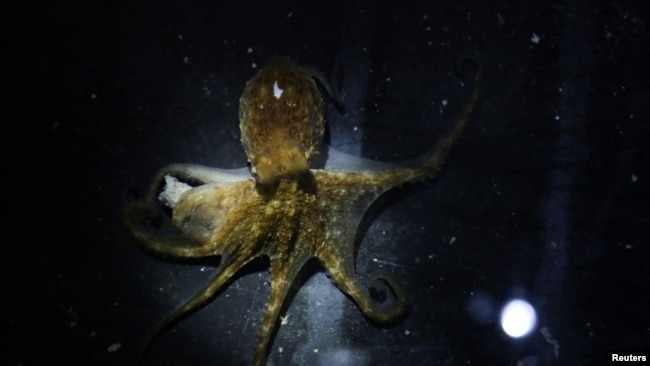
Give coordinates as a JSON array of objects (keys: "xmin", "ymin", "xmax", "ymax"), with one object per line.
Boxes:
[
  {"xmin": 456, "ymin": 56, "xmax": 481, "ymax": 76},
  {"xmin": 370, "ymin": 274, "xmax": 409, "ymax": 318}
]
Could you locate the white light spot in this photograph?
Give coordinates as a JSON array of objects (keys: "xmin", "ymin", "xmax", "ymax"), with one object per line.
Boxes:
[
  {"xmin": 90, "ymin": 93, "xmax": 98, "ymax": 99},
  {"xmin": 247, "ymin": 47, "xmax": 253, "ymax": 53},
  {"xmin": 441, "ymin": 99, "xmax": 448, "ymax": 107},
  {"xmin": 404, "ymin": 329, "xmax": 411, "ymax": 335},
  {"xmin": 531, "ymin": 33, "xmax": 541, "ymax": 44},
  {"xmin": 273, "ymin": 80, "xmax": 283, "ymax": 99},
  {"xmin": 280, "ymin": 314, "xmax": 290, "ymax": 325},
  {"xmin": 449, "ymin": 236, "xmax": 456, "ymax": 245},
  {"xmin": 251, "ymin": 62, "xmax": 257, "ymax": 68},
  {"xmin": 314, "ymin": 348, "xmax": 319, "ymax": 353},
  {"xmin": 107, "ymin": 343, "xmax": 121, "ymax": 352},
  {"xmin": 500, "ymin": 299, "xmax": 537, "ymax": 338},
  {"xmin": 278, "ymin": 346, "xmax": 283, "ymax": 353},
  {"xmin": 631, "ymin": 174, "xmax": 638, "ymax": 182}
]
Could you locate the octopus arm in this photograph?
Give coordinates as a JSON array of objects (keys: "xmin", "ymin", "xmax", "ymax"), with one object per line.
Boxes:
[
  {"xmin": 123, "ymin": 172, "xmax": 255, "ymax": 258},
  {"xmin": 122, "ymin": 201, "xmax": 211, "ymax": 258},
  {"xmin": 309, "ymin": 54, "xmax": 480, "ymax": 321},
  {"xmin": 132, "ymin": 179, "xmax": 287, "ymax": 363},
  {"xmin": 253, "ymin": 248, "xmax": 314, "ymax": 366},
  {"xmin": 323, "ymin": 57, "xmax": 481, "ymax": 186},
  {"xmin": 311, "ymin": 170, "xmax": 409, "ymax": 322},
  {"xmin": 141, "ymin": 163, "xmax": 251, "ymax": 203},
  {"xmin": 322, "ymin": 146, "xmax": 399, "ymax": 171},
  {"xmin": 136, "ymin": 247, "xmax": 260, "ymax": 364}
]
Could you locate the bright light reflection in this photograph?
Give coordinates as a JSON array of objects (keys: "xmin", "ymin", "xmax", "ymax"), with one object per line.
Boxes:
[{"xmin": 500, "ymin": 299, "xmax": 537, "ymax": 338}]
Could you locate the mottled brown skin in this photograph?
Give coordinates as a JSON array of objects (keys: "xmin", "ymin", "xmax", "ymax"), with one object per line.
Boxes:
[
  {"xmin": 123, "ymin": 56, "xmax": 481, "ymax": 366},
  {"xmin": 239, "ymin": 57, "xmax": 324, "ymax": 185}
]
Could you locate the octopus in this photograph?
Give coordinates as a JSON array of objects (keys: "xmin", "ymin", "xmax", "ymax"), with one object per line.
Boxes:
[{"xmin": 124, "ymin": 56, "xmax": 480, "ymax": 365}]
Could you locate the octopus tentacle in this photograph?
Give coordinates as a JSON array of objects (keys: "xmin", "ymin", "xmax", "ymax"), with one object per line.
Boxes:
[
  {"xmin": 335, "ymin": 270, "xmax": 407, "ymax": 323},
  {"xmin": 122, "ymin": 203, "xmax": 213, "ymax": 258},
  {"xmin": 253, "ymin": 256, "xmax": 310, "ymax": 366},
  {"xmin": 320, "ymin": 58, "xmax": 481, "ymax": 189},
  {"xmin": 370, "ymin": 274, "xmax": 408, "ymax": 319},
  {"xmin": 409, "ymin": 57, "xmax": 482, "ymax": 179},
  {"xmin": 318, "ymin": 244, "xmax": 407, "ymax": 323},
  {"xmin": 137, "ymin": 254, "xmax": 254, "ymax": 364},
  {"xmin": 144, "ymin": 164, "xmax": 250, "ymax": 203}
]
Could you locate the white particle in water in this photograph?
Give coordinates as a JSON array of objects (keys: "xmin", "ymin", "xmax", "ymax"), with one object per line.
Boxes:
[{"xmin": 531, "ymin": 33, "xmax": 541, "ymax": 44}]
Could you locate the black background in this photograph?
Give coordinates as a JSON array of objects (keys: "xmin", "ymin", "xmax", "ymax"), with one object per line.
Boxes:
[{"xmin": 2, "ymin": 1, "xmax": 649, "ymax": 365}]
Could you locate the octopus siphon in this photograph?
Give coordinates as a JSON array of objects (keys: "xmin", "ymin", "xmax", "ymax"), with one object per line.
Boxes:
[{"xmin": 123, "ymin": 56, "xmax": 480, "ymax": 365}]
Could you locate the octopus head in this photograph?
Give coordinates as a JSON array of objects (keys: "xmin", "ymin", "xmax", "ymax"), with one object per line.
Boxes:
[{"xmin": 250, "ymin": 139, "xmax": 310, "ymax": 185}]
